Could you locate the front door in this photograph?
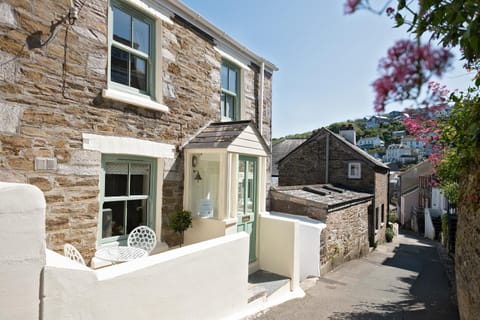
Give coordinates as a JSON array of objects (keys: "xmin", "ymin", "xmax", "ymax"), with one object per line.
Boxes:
[{"xmin": 237, "ymin": 156, "xmax": 257, "ymax": 262}]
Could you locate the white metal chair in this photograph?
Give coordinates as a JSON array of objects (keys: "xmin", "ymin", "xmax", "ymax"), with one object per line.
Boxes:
[
  {"xmin": 64, "ymin": 243, "xmax": 86, "ymax": 265},
  {"xmin": 127, "ymin": 225, "xmax": 157, "ymax": 254}
]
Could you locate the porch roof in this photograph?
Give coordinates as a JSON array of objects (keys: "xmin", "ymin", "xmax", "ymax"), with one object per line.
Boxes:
[{"xmin": 183, "ymin": 121, "xmax": 270, "ymax": 156}]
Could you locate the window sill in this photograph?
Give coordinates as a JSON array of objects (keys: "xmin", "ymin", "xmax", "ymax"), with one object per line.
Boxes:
[{"xmin": 102, "ymin": 88, "xmax": 169, "ymax": 113}]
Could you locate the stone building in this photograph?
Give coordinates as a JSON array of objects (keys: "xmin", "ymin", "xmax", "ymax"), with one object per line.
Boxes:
[
  {"xmin": 278, "ymin": 127, "xmax": 390, "ymax": 245},
  {"xmin": 0, "ymin": 0, "xmax": 276, "ymax": 262},
  {"xmin": 271, "ymin": 184, "xmax": 373, "ymax": 274}
]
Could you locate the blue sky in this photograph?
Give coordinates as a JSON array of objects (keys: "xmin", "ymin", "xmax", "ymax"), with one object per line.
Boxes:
[{"xmin": 182, "ymin": 0, "xmax": 473, "ymax": 138}]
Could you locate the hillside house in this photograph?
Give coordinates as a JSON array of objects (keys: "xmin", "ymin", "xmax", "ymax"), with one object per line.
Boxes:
[
  {"xmin": 384, "ymin": 144, "xmax": 418, "ymax": 164},
  {"xmin": 357, "ymin": 136, "xmax": 384, "ymax": 150},
  {"xmin": 365, "ymin": 115, "xmax": 389, "ymax": 129},
  {"xmin": 0, "ymin": 0, "xmax": 277, "ymax": 265},
  {"xmin": 278, "ymin": 127, "xmax": 390, "ymax": 245}
]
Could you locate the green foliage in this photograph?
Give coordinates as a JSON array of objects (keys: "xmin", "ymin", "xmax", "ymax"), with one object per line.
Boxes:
[
  {"xmin": 385, "ymin": 227, "xmax": 395, "ymax": 243},
  {"xmin": 436, "ymin": 89, "xmax": 480, "ymax": 204},
  {"xmin": 169, "ymin": 210, "xmax": 192, "ymax": 234}
]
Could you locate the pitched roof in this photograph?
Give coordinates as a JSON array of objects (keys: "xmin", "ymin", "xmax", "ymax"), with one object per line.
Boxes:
[
  {"xmin": 272, "ymin": 139, "xmax": 307, "ymax": 176},
  {"xmin": 282, "ymin": 127, "xmax": 389, "ymax": 172},
  {"xmin": 183, "ymin": 121, "xmax": 270, "ymax": 156}
]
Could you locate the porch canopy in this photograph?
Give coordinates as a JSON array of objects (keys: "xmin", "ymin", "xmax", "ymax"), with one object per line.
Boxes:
[
  {"xmin": 184, "ymin": 120, "xmax": 269, "ymax": 156},
  {"xmin": 182, "ymin": 121, "xmax": 270, "ymax": 243}
]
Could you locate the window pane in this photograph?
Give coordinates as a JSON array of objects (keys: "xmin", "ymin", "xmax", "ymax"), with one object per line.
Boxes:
[
  {"xmin": 103, "ymin": 201, "xmax": 125, "ymax": 237},
  {"xmin": 130, "ymin": 163, "xmax": 150, "ymax": 195},
  {"xmin": 246, "ymin": 161, "xmax": 255, "ymax": 214},
  {"xmin": 105, "ymin": 162, "xmax": 128, "ymax": 196},
  {"xmin": 237, "ymin": 160, "xmax": 245, "ymax": 215},
  {"xmin": 221, "ymin": 93, "xmax": 227, "ymax": 117},
  {"xmin": 111, "ymin": 47, "xmax": 129, "ymax": 86},
  {"xmin": 113, "ymin": 6, "xmax": 131, "ymax": 47},
  {"xmin": 221, "ymin": 64, "xmax": 228, "ymax": 90},
  {"xmin": 131, "ymin": 56, "xmax": 147, "ymax": 91},
  {"xmin": 126, "ymin": 199, "xmax": 147, "ymax": 233},
  {"xmin": 228, "ymin": 68, "xmax": 237, "ymax": 92},
  {"xmin": 133, "ymin": 18, "xmax": 150, "ymax": 54},
  {"xmin": 226, "ymin": 94, "xmax": 235, "ymax": 119}
]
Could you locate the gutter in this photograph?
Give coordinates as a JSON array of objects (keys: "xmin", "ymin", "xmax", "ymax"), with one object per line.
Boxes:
[{"xmin": 163, "ymin": 0, "xmax": 278, "ymax": 72}]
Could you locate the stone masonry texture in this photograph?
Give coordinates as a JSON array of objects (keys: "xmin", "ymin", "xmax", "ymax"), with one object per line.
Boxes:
[
  {"xmin": 278, "ymin": 130, "xmax": 388, "ymax": 245},
  {"xmin": 0, "ymin": 0, "xmax": 273, "ymax": 261}
]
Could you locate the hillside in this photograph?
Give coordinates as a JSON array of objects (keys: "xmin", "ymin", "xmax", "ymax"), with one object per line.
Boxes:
[{"xmin": 273, "ymin": 113, "xmax": 407, "ymax": 157}]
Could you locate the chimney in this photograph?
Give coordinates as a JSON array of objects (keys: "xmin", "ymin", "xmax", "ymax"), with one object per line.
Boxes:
[{"xmin": 339, "ymin": 124, "xmax": 356, "ymax": 145}]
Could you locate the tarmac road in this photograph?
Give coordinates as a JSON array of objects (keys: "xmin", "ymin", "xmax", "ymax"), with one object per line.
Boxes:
[{"xmin": 251, "ymin": 230, "xmax": 458, "ymax": 320}]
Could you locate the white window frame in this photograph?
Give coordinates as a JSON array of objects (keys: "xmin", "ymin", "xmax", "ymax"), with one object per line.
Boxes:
[
  {"xmin": 104, "ymin": 0, "xmax": 169, "ymax": 113},
  {"xmin": 100, "ymin": 155, "xmax": 156, "ymax": 245},
  {"xmin": 221, "ymin": 60, "xmax": 241, "ymax": 121},
  {"xmin": 348, "ymin": 162, "xmax": 361, "ymax": 179}
]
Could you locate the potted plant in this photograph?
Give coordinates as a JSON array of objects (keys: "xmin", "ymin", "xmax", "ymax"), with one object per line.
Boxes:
[{"xmin": 169, "ymin": 210, "xmax": 192, "ymax": 246}]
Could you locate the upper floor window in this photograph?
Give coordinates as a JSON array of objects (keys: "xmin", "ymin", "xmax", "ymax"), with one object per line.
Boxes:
[
  {"xmin": 110, "ymin": 1, "xmax": 154, "ymax": 96},
  {"xmin": 221, "ymin": 61, "xmax": 240, "ymax": 121},
  {"xmin": 348, "ymin": 162, "xmax": 361, "ymax": 179}
]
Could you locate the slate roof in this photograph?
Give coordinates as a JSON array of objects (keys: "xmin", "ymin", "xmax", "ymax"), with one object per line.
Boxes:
[
  {"xmin": 272, "ymin": 184, "xmax": 373, "ymax": 212},
  {"xmin": 183, "ymin": 120, "xmax": 270, "ymax": 152},
  {"xmin": 282, "ymin": 127, "xmax": 389, "ymax": 173},
  {"xmin": 272, "ymin": 138, "xmax": 307, "ymax": 176}
]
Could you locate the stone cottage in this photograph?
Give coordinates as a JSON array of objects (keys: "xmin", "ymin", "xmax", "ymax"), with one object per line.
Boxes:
[
  {"xmin": 278, "ymin": 127, "xmax": 390, "ymax": 245},
  {"xmin": 0, "ymin": 0, "xmax": 277, "ymax": 262}
]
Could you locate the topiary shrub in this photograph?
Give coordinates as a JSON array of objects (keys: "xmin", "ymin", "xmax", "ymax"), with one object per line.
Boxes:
[{"xmin": 169, "ymin": 210, "xmax": 192, "ymax": 246}]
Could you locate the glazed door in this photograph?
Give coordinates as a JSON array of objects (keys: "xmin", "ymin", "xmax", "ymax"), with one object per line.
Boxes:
[{"xmin": 237, "ymin": 156, "xmax": 257, "ymax": 262}]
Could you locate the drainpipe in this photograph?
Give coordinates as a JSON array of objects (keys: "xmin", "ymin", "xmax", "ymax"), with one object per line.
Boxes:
[
  {"xmin": 258, "ymin": 62, "xmax": 265, "ymax": 134},
  {"xmin": 325, "ymin": 133, "xmax": 329, "ymax": 184}
]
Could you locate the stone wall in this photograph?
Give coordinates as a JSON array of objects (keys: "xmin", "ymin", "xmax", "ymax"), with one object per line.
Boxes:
[
  {"xmin": 456, "ymin": 162, "xmax": 480, "ymax": 320},
  {"xmin": 278, "ymin": 130, "xmax": 376, "ymax": 194},
  {"xmin": 320, "ymin": 202, "xmax": 370, "ymax": 274},
  {"xmin": 0, "ymin": 0, "xmax": 273, "ymax": 260}
]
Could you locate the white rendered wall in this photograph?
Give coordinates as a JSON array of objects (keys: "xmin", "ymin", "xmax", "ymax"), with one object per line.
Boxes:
[
  {"xmin": 258, "ymin": 213, "xmax": 300, "ymax": 290},
  {"xmin": 184, "ymin": 216, "xmax": 226, "ymax": 245},
  {"xmin": 271, "ymin": 212, "xmax": 326, "ymax": 279},
  {"xmin": 43, "ymin": 232, "xmax": 249, "ymax": 320},
  {"xmin": 0, "ymin": 182, "xmax": 46, "ymax": 320},
  {"xmin": 400, "ymin": 189, "xmax": 419, "ymax": 226}
]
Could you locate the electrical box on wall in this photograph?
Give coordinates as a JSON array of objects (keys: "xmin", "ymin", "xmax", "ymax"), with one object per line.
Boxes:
[{"xmin": 34, "ymin": 157, "xmax": 57, "ymax": 171}]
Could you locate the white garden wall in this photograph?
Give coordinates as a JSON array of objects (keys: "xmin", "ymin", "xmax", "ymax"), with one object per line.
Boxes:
[
  {"xmin": 43, "ymin": 232, "xmax": 249, "ymax": 320},
  {"xmin": 271, "ymin": 212, "xmax": 326, "ymax": 279},
  {"xmin": 0, "ymin": 182, "xmax": 46, "ymax": 320},
  {"xmin": 258, "ymin": 213, "xmax": 300, "ymax": 290}
]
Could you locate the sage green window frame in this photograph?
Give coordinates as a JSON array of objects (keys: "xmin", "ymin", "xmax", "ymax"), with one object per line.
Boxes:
[
  {"xmin": 99, "ymin": 155, "xmax": 156, "ymax": 245},
  {"xmin": 221, "ymin": 60, "xmax": 240, "ymax": 121},
  {"xmin": 108, "ymin": 0, "xmax": 156, "ymax": 98}
]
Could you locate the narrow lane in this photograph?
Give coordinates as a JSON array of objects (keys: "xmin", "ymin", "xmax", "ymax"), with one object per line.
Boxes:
[{"xmin": 251, "ymin": 231, "xmax": 458, "ymax": 320}]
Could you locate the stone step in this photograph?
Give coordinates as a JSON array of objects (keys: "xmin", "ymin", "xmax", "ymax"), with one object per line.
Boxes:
[{"xmin": 247, "ymin": 270, "xmax": 290, "ymax": 304}]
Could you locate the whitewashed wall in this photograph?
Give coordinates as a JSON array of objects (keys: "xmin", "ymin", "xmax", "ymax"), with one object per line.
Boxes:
[
  {"xmin": 43, "ymin": 232, "xmax": 249, "ymax": 320},
  {"xmin": 400, "ymin": 189, "xmax": 419, "ymax": 226},
  {"xmin": 270, "ymin": 212, "xmax": 326, "ymax": 279},
  {"xmin": 258, "ymin": 213, "xmax": 300, "ymax": 290},
  {"xmin": 0, "ymin": 182, "xmax": 46, "ymax": 320}
]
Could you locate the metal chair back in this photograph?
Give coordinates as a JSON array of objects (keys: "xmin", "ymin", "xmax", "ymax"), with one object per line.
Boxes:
[
  {"xmin": 127, "ymin": 226, "xmax": 157, "ymax": 254},
  {"xmin": 64, "ymin": 243, "xmax": 86, "ymax": 265}
]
